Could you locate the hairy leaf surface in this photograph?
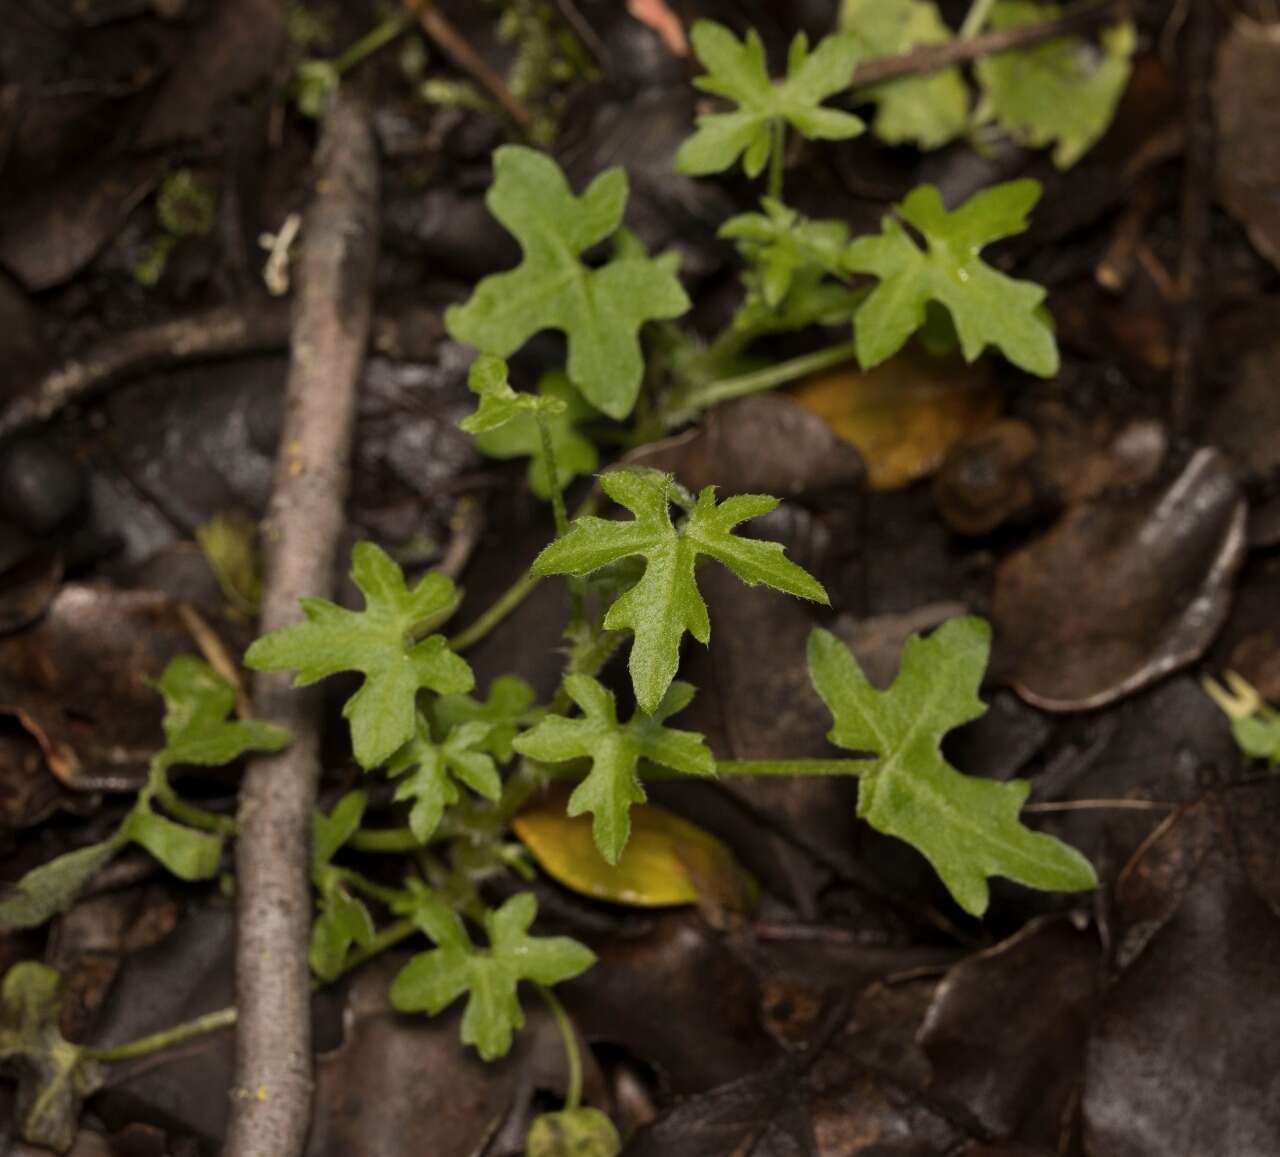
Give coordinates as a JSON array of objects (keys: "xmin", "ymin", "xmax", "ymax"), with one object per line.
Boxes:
[
  {"xmin": 446, "ymin": 147, "xmax": 690, "ymax": 419},
  {"xmin": 513, "ymin": 675, "xmax": 714, "ymax": 864},
  {"xmin": 807, "ymin": 618, "xmax": 1097, "ymax": 915},
  {"xmin": 245, "ymin": 543, "xmax": 473, "ymax": 769},
  {"xmin": 390, "ymin": 892, "xmax": 595, "ymax": 1060},
  {"xmin": 846, "ymin": 180, "xmax": 1058, "ymax": 376},
  {"xmin": 677, "ymin": 21, "xmax": 865, "ymax": 178},
  {"xmin": 532, "ymin": 470, "xmax": 828, "ymax": 714}
]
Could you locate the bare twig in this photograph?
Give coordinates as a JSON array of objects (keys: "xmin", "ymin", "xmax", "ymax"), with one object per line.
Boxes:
[
  {"xmin": 0, "ymin": 302, "xmax": 292, "ymax": 441},
  {"xmin": 223, "ymin": 92, "xmax": 380, "ymax": 1157},
  {"xmin": 1171, "ymin": 0, "xmax": 1217, "ymax": 430},
  {"xmin": 849, "ymin": 0, "xmax": 1121, "ymax": 87},
  {"xmin": 403, "ymin": 0, "xmax": 532, "ymax": 130}
]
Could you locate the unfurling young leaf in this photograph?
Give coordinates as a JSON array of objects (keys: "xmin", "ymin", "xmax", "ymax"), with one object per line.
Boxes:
[
  {"xmin": 458, "ymin": 353, "xmax": 566, "ymax": 436},
  {"xmin": 846, "ymin": 180, "xmax": 1058, "ymax": 377},
  {"xmin": 310, "ymin": 888, "xmax": 376, "ymax": 982},
  {"xmin": 389, "ymin": 891, "xmax": 595, "ymax": 1061},
  {"xmin": 245, "ymin": 543, "xmax": 473, "ymax": 770},
  {"xmin": 513, "ymin": 676, "xmax": 715, "ymax": 865},
  {"xmin": 719, "ymin": 198, "xmax": 851, "ymax": 309},
  {"xmin": 807, "ymin": 617, "xmax": 1097, "ymax": 916},
  {"xmin": 675, "ymin": 21, "xmax": 865, "ymax": 179},
  {"xmin": 974, "ymin": 2, "xmax": 1135, "ymax": 170},
  {"xmin": 445, "ymin": 146, "xmax": 690, "ymax": 420},
  {"xmin": 433, "ymin": 675, "xmax": 539, "ymax": 764},
  {"xmin": 841, "ymin": 0, "xmax": 969, "ymax": 149},
  {"xmin": 532, "ymin": 470, "xmax": 828, "ymax": 715},
  {"xmin": 153, "ymin": 655, "xmax": 290, "ymax": 770},
  {"xmin": 0, "ymin": 962, "xmax": 103, "ymax": 1153},
  {"xmin": 386, "ymin": 717, "xmax": 502, "ymax": 844},
  {"xmin": 468, "ymin": 370, "xmax": 599, "ymax": 500}
]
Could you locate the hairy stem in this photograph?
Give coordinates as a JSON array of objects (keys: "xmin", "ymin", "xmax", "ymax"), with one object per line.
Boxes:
[
  {"xmin": 448, "ymin": 492, "xmax": 601, "ymax": 653},
  {"xmin": 768, "ymin": 119, "xmax": 786, "ymax": 201},
  {"xmin": 333, "ymin": 15, "xmax": 406, "ymax": 75},
  {"xmin": 535, "ymin": 410, "xmax": 585, "ymax": 629},
  {"xmin": 538, "ymin": 985, "xmax": 583, "ymax": 1111},
  {"xmin": 85, "ymin": 1008, "xmax": 239, "ymax": 1064},
  {"xmin": 667, "ymin": 338, "xmax": 859, "ymax": 423}
]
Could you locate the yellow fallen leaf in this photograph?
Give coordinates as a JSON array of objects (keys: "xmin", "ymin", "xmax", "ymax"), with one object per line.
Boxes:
[
  {"xmin": 513, "ymin": 785, "xmax": 755, "ymax": 913},
  {"xmin": 791, "ymin": 350, "xmax": 999, "ymax": 490}
]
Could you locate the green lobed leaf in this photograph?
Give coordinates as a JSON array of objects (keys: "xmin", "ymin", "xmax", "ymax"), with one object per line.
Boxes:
[
  {"xmin": 124, "ymin": 811, "xmax": 224, "ymax": 881},
  {"xmin": 845, "ymin": 180, "xmax": 1058, "ymax": 376},
  {"xmin": 974, "ymin": 2, "xmax": 1135, "ymax": 169},
  {"xmin": 841, "ymin": 0, "xmax": 969, "ymax": 149},
  {"xmin": 806, "ymin": 618, "xmax": 1097, "ymax": 916},
  {"xmin": 310, "ymin": 888, "xmax": 376, "ymax": 982},
  {"xmin": 527, "ymin": 1107, "xmax": 622, "ymax": 1157},
  {"xmin": 458, "ymin": 354, "xmax": 566, "ymax": 436},
  {"xmin": 532, "ymin": 470, "xmax": 828, "ymax": 715},
  {"xmin": 389, "ymin": 891, "xmax": 595, "ymax": 1061},
  {"xmin": 386, "ymin": 717, "xmax": 502, "ymax": 844},
  {"xmin": 719, "ymin": 198, "xmax": 851, "ymax": 309},
  {"xmin": 432, "ymin": 675, "xmax": 540, "ymax": 764},
  {"xmin": 470, "ymin": 370, "xmax": 599, "ymax": 500},
  {"xmin": 244, "ymin": 543, "xmax": 473, "ymax": 770},
  {"xmin": 512, "ymin": 675, "xmax": 714, "ymax": 865},
  {"xmin": 0, "ymin": 962, "xmax": 103, "ymax": 1153},
  {"xmin": 154, "ymin": 655, "xmax": 290, "ymax": 769},
  {"xmin": 676, "ymin": 21, "xmax": 865, "ymax": 179},
  {"xmin": 313, "ymin": 789, "xmax": 368, "ymax": 868},
  {"xmin": 445, "ymin": 146, "xmax": 690, "ymax": 420},
  {"xmin": 0, "ymin": 835, "xmax": 127, "ymax": 932}
]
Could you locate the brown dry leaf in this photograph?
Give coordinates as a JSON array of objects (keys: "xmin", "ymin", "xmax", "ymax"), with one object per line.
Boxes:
[
  {"xmin": 0, "ymin": 584, "xmax": 217, "ymax": 791},
  {"xmin": 791, "ymin": 352, "xmax": 999, "ymax": 491},
  {"xmin": 1083, "ymin": 787, "xmax": 1280, "ymax": 1155},
  {"xmin": 514, "ymin": 785, "xmax": 756, "ymax": 914},
  {"xmin": 1214, "ymin": 19, "xmax": 1280, "ymax": 271},
  {"xmin": 993, "ymin": 449, "xmax": 1246, "ymax": 711}
]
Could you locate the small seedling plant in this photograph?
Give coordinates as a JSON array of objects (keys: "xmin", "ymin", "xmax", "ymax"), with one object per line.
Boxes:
[{"xmin": 0, "ymin": 10, "xmax": 1129, "ymax": 1154}]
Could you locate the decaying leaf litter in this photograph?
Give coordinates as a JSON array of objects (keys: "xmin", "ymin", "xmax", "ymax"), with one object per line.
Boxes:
[{"xmin": 2, "ymin": 0, "xmax": 1280, "ymax": 1154}]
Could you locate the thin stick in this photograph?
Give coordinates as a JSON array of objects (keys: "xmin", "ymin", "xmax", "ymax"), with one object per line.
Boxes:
[
  {"xmin": 849, "ymin": 0, "xmax": 1120, "ymax": 88},
  {"xmin": 224, "ymin": 92, "xmax": 380, "ymax": 1157},
  {"xmin": 403, "ymin": 0, "xmax": 532, "ymax": 130},
  {"xmin": 0, "ymin": 302, "xmax": 292, "ymax": 440},
  {"xmin": 1023, "ymin": 798, "xmax": 1176, "ymax": 813}
]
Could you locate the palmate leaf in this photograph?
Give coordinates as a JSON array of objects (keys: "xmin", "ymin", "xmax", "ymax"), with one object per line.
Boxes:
[
  {"xmin": 532, "ymin": 470, "xmax": 828, "ymax": 715},
  {"xmin": 445, "ymin": 147, "xmax": 690, "ymax": 420},
  {"xmin": 846, "ymin": 179, "xmax": 1058, "ymax": 377},
  {"xmin": 154, "ymin": 655, "xmax": 290, "ymax": 769},
  {"xmin": 676, "ymin": 21, "xmax": 865, "ymax": 179},
  {"xmin": 386, "ymin": 717, "xmax": 502, "ymax": 843},
  {"xmin": 807, "ymin": 617, "xmax": 1097, "ymax": 916},
  {"xmin": 513, "ymin": 676, "xmax": 715, "ymax": 864},
  {"xmin": 390, "ymin": 891, "xmax": 595, "ymax": 1061},
  {"xmin": 841, "ymin": 0, "xmax": 969, "ymax": 149},
  {"xmin": 0, "ymin": 963, "xmax": 102, "ymax": 1153},
  {"xmin": 432, "ymin": 675, "xmax": 539, "ymax": 763},
  {"xmin": 974, "ymin": 2, "xmax": 1135, "ymax": 170},
  {"xmin": 245, "ymin": 543, "xmax": 473, "ymax": 769}
]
